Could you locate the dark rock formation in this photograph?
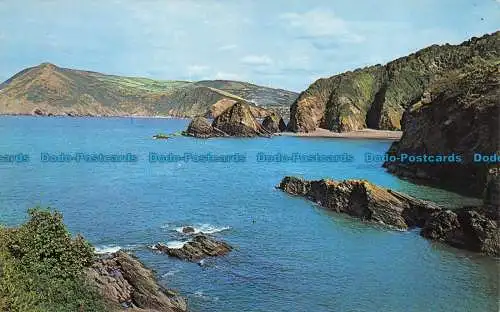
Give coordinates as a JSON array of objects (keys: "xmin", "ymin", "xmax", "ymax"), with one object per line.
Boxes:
[
  {"xmin": 212, "ymin": 101, "xmax": 272, "ymax": 137},
  {"xmin": 183, "ymin": 116, "xmax": 227, "ymax": 138},
  {"xmin": 154, "ymin": 234, "xmax": 232, "ymax": 262},
  {"xmin": 262, "ymin": 112, "xmax": 287, "ymax": 133},
  {"xmin": 288, "ymin": 31, "xmax": 499, "ymax": 133},
  {"xmin": 183, "ymin": 102, "xmax": 274, "ymax": 138},
  {"xmin": 421, "ymin": 174, "xmax": 499, "ymax": 256},
  {"xmin": 383, "ymin": 63, "xmax": 499, "ymax": 196},
  {"xmin": 87, "ymin": 251, "xmax": 187, "ymax": 312},
  {"xmin": 421, "ymin": 205, "xmax": 499, "ymax": 256},
  {"xmin": 279, "ymin": 176, "xmax": 500, "ymax": 256},
  {"xmin": 277, "ymin": 176, "xmax": 442, "ymax": 230},
  {"xmin": 182, "ymin": 226, "xmax": 195, "ymax": 234}
]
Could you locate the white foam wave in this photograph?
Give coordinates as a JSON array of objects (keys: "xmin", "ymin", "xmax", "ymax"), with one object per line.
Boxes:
[
  {"xmin": 166, "ymin": 240, "xmax": 190, "ymax": 249},
  {"xmin": 162, "ymin": 269, "xmax": 180, "ymax": 278},
  {"xmin": 175, "ymin": 224, "xmax": 230, "ymax": 235},
  {"xmin": 95, "ymin": 245, "xmax": 122, "ymax": 254}
]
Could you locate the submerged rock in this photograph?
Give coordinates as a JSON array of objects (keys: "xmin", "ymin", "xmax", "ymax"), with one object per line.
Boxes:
[
  {"xmin": 154, "ymin": 234, "xmax": 232, "ymax": 262},
  {"xmin": 183, "ymin": 116, "xmax": 227, "ymax": 138},
  {"xmin": 262, "ymin": 112, "xmax": 287, "ymax": 133},
  {"xmin": 87, "ymin": 251, "xmax": 187, "ymax": 312},
  {"xmin": 277, "ymin": 176, "xmax": 442, "ymax": 230},
  {"xmin": 212, "ymin": 101, "xmax": 272, "ymax": 137}
]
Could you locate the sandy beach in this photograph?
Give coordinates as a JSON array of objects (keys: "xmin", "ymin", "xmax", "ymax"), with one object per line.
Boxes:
[{"xmin": 280, "ymin": 128, "xmax": 402, "ymax": 140}]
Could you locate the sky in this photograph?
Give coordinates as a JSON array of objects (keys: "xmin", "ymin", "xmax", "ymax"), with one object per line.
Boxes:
[{"xmin": 0, "ymin": 0, "xmax": 498, "ymax": 91}]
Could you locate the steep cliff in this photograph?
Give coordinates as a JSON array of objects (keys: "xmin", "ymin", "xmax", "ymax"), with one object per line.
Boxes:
[
  {"xmin": 288, "ymin": 31, "xmax": 499, "ymax": 132},
  {"xmin": 384, "ymin": 62, "xmax": 499, "ymax": 196}
]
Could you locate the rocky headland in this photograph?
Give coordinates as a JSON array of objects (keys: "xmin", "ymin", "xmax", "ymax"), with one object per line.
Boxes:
[
  {"xmin": 383, "ymin": 62, "xmax": 499, "ymax": 197},
  {"xmin": 278, "ymin": 176, "xmax": 499, "ymax": 256},
  {"xmin": 287, "ymin": 31, "xmax": 499, "ymax": 133},
  {"xmin": 154, "ymin": 234, "xmax": 232, "ymax": 262},
  {"xmin": 88, "ymin": 251, "xmax": 188, "ymax": 312}
]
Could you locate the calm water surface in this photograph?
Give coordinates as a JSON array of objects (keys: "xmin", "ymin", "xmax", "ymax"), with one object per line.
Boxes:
[{"xmin": 0, "ymin": 116, "xmax": 497, "ymax": 312}]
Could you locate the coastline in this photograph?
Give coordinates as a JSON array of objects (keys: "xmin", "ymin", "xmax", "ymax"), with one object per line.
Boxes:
[
  {"xmin": 0, "ymin": 113, "xmax": 191, "ymax": 120},
  {"xmin": 280, "ymin": 128, "xmax": 402, "ymax": 140}
]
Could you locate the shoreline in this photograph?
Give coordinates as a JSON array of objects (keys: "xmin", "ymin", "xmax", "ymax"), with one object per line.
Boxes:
[
  {"xmin": 280, "ymin": 128, "xmax": 402, "ymax": 140},
  {"xmin": 0, "ymin": 113, "xmax": 190, "ymax": 120}
]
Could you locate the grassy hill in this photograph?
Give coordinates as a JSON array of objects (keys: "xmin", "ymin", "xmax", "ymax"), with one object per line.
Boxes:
[{"xmin": 0, "ymin": 63, "xmax": 298, "ymax": 118}]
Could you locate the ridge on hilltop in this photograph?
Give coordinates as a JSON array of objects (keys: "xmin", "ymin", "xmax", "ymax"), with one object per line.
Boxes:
[
  {"xmin": 287, "ymin": 31, "xmax": 499, "ymax": 133},
  {"xmin": 0, "ymin": 63, "xmax": 298, "ymax": 118}
]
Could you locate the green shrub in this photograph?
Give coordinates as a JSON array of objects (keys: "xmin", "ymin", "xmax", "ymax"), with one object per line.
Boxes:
[{"xmin": 0, "ymin": 208, "xmax": 105, "ymax": 312}]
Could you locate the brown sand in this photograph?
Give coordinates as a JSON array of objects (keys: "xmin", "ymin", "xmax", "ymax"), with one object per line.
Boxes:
[{"xmin": 280, "ymin": 128, "xmax": 402, "ymax": 140}]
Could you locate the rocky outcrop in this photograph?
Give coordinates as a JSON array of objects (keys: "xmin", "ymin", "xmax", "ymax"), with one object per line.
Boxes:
[
  {"xmin": 184, "ymin": 102, "xmax": 273, "ymax": 138},
  {"xmin": 288, "ymin": 31, "xmax": 499, "ymax": 133},
  {"xmin": 183, "ymin": 116, "xmax": 227, "ymax": 138},
  {"xmin": 212, "ymin": 102, "xmax": 272, "ymax": 137},
  {"xmin": 383, "ymin": 62, "xmax": 499, "ymax": 196},
  {"xmin": 277, "ymin": 176, "xmax": 442, "ymax": 230},
  {"xmin": 154, "ymin": 234, "xmax": 232, "ymax": 262},
  {"xmin": 262, "ymin": 112, "xmax": 287, "ymax": 133},
  {"xmin": 420, "ymin": 174, "xmax": 499, "ymax": 256},
  {"xmin": 421, "ymin": 205, "xmax": 499, "ymax": 256},
  {"xmin": 87, "ymin": 251, "xmax": 187, "ymax": 312},
  {"xmin": 279, "ymin": 176, "xmax": 500, "ymax": 256}
]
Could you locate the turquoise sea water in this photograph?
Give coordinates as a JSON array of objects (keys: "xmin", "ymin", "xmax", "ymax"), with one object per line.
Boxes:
[{"xmin": 0, "ymin": 116, "xmax": 497, "ymax": 312}]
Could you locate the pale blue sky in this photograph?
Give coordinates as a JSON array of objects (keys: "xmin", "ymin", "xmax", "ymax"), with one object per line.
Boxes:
[{"xmin": 0, "ymin": 0, "xmax": 498, "ymax": 91}]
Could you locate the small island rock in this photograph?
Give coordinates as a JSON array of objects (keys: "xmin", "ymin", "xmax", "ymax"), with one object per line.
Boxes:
[{"xmin": 154, "ymin": 234, "xmax": 232, "ymax": 262}]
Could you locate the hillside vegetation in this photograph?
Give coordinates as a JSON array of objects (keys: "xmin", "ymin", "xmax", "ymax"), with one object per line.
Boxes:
[{"xmin": 0, "ymin": 63, "xmax": 298, "ymax": 119}]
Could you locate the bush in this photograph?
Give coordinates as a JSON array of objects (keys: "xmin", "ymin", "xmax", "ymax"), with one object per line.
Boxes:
[{"xmin": 0, "ymin": 208, "xmax": 105, "ymax": 312}]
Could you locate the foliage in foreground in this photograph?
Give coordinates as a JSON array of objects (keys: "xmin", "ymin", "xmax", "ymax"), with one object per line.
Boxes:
[{"xmin": 0, "ymin": 208, "xmax": 105, "ymax": 312}]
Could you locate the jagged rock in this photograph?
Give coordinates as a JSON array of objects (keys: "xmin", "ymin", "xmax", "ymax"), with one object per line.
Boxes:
[
  {"xmin": 277, "ymin": 176, "xmax": 442, "ymax": 230},
  {"xmin": 182, "ymin": 226, "xmax": 195, "ymax": 234},
  {"xmin": 262, "ymin": 112, "xmax": 287, "ymax": 133},
  {"xmin": 288, "ymin": 31, "xmax": 499, "ymax": 133},
  {"xmin": 154, "ymin": 234, "xmax": 232, "ymax": 262},
  {"xmin": 421, "ymin": 176, "xmax": 499, "ymax": 256},
  {"xmin": 212, "ymin": 101, "xmax": 272, "ymax": 137},
  {"xmin": 384, "ymin": 63, "xmax": 499, "ymax": 196},
  {"xmin": 87, "ymin": 251, "xmax": 187, "ymax": 312},
  {"xmin": 183, "ymin": 116, "xmax": 227, "ymax": 138},
  {"xmin": 421, "ymin": 206, "xmax": 499, "ymax": 256}
]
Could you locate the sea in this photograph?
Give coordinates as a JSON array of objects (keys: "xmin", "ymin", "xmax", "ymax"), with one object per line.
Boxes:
[{"xmin": 0, "ymin": 116, "xmax": 498, "ymax": 312}]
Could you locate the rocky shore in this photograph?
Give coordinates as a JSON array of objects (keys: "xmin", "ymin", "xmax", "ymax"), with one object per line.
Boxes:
[
  {"xmin": 88, "ymin": 251, "xmax": 188, "ymax": 312},
  {"xmin": 154, "ymin": 234, "xmax": 232, "ymax": 262},
  {"xmin": 278, "ymin": 176, "xmax": 499, "ymax": 256}
]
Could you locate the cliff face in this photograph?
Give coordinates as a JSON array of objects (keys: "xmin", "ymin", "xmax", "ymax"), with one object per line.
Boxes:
[
  {"xmin": 384, "ymin": 62, "xmax": 499, "ymax": 196},
  {"xmin": 288, "ymin": 31, "xmax": 499, "ymax": 132},
  {"xmin": 0, "ymin": 63, "xmax": 297, "ymax": 118}
]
